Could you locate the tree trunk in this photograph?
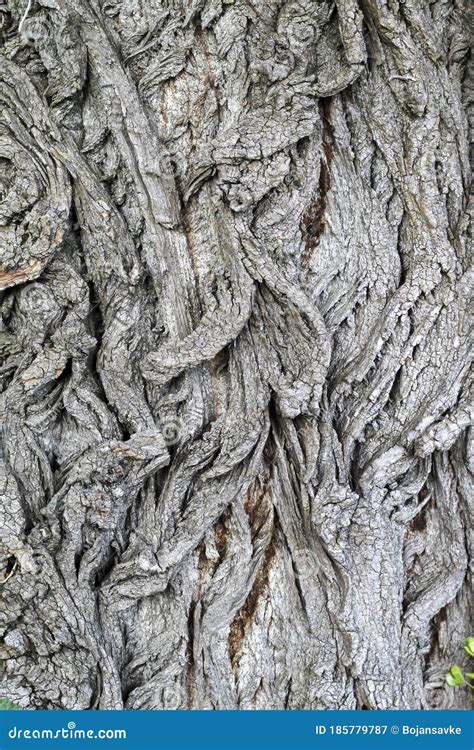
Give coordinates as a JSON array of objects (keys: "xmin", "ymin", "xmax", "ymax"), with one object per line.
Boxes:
[{"xmin": 0, "ymin": 0, "xmax": 471, "ymax": 711}]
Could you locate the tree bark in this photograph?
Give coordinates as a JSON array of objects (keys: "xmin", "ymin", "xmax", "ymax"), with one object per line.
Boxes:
[{"xmin": 0, "ymin": 0, "xmax": 472, "ymax": 710}]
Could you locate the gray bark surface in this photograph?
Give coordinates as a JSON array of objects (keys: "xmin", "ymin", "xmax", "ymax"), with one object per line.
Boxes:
[{"xmin": 0, "ymin": 0, "xmax": 472, "ymax": 710}]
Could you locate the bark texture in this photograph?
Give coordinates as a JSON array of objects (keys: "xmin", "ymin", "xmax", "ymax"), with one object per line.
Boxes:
[{"xmin": 0, "ymin": 0, "xmax": 472, "ymax": 710}]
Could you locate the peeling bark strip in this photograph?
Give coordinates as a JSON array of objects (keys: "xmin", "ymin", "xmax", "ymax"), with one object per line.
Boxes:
[{"xmin": 0, "ymin": 0, "xmax": 472, "ymax": 710}]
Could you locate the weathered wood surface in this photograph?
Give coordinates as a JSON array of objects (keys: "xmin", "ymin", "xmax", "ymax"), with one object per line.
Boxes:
[{"xmin": 0, "ymin": 0, "xmax": 472, "ymax": 709}]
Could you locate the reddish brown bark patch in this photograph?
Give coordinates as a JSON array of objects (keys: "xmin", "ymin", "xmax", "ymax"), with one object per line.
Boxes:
[
  {"xmin": 228, "ymin": 466, "xmax": 275, "ymax": 668},
  {"xmin": 0, "ymin": 259, "xmax": 43, "ymax": 290},
  {"xmin": 301, "ymin": 98, "xmax": 334, "ymax": 269},
  {"xmin": 228, "ymin": 536, "xmax": 276, "ymax": 668}
]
